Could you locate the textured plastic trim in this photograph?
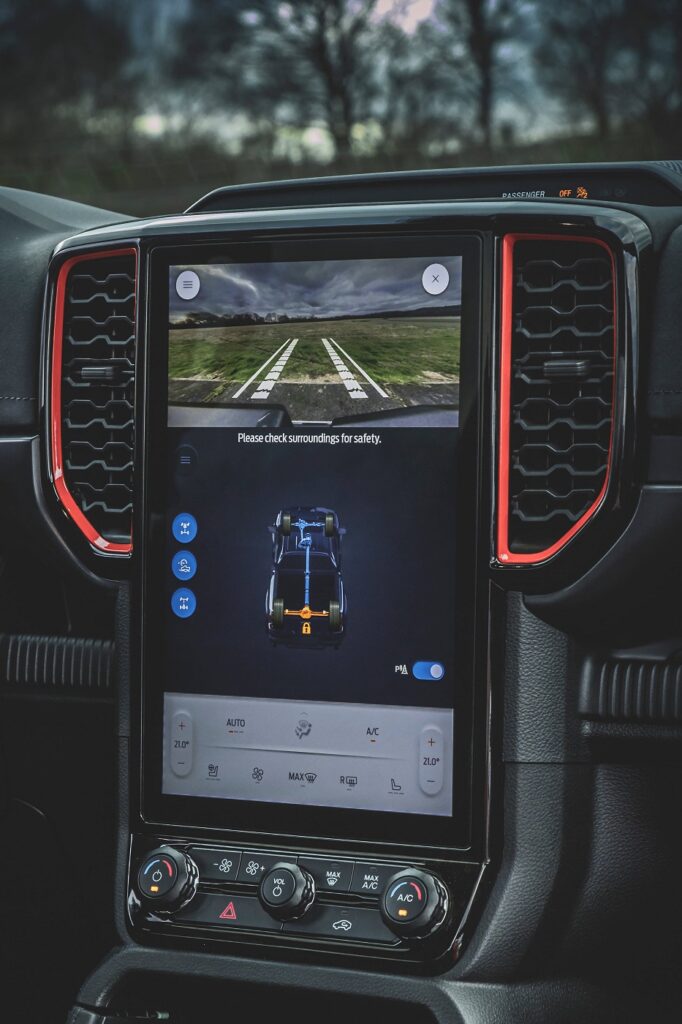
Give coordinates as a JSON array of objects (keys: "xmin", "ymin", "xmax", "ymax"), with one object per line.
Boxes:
[
  {"xmin": 496, "ymin": 233, "xmax": 617, "ymax": 566},
  {"xmin": 50, "ymin": 247, "xmax": 137, "ymax": 554},
  {"xmin": 580, "ymin": 657, "xmax": 682, "ymax": 723},
  {"xmin": 0, "ymin": 633, "xmax": 114, "ymax": 692}
]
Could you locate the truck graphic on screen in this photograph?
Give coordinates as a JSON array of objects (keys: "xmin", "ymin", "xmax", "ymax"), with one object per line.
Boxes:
[{"xmin": 266, "ymin": 507, "xmax": 346, "ymax": 646}]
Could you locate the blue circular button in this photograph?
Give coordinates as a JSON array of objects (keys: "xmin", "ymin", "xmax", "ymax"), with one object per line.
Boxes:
[
  {"xmin": 172, "ymin": 513, "xmax": 197, "ymax": 544},
  {"xmin": 171, "ymin": 549, "xmax": 197, "ymax": 581},
  {"xmin": 171, "ymin": 588, "xmax": 196, "ymax": 619}
]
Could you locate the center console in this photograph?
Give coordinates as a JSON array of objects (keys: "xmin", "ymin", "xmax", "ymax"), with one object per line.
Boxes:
[{"xmin": 129, "ymin": 230, "xmax": 486, "ymax": 967}]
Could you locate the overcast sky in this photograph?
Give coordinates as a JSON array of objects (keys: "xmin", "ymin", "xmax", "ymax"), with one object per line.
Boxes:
[{"xmin": 169, "ymin": 256, "xmax": 462, "ymax": 322}]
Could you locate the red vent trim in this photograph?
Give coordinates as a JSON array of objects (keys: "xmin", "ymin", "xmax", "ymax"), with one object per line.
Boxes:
[
  {"xmin": 496, "ymin": 233, "xmax": 617, "ymax": 566},
  {"xmin": 50, "ymin": 247, "xmax": 137, "ymax": 554}
]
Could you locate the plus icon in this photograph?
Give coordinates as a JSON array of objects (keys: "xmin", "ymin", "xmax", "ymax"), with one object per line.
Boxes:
[
  {"xmin": 178, "ymin": 720, "xmax": 186, "ymax": 730},
  {"xmin": 427, "ymin": 737, "xmax": 436, "ymax": 747}
]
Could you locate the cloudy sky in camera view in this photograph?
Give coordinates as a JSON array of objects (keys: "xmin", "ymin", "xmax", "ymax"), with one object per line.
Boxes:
[{"xmin": 169, "ymin": 256, "xmax": 462, "ymax": 323}]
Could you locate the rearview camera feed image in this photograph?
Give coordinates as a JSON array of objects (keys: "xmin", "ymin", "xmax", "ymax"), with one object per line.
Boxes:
[{"xmin": 168, "ymin": 256, "xmax": 462, "ymax": 423}]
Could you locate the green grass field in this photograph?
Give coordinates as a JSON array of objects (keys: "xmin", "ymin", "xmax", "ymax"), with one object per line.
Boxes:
[{"xmin": 168, "ymin": 316, "xmax": 460, "ymax": 386}]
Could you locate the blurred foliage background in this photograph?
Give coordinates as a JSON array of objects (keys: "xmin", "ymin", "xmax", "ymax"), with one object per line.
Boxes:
[{"xmin": 1, "ymin": 0, "xmax": 681, "ymax": 215}]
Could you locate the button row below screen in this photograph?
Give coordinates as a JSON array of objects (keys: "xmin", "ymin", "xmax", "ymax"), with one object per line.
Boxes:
[
  {"xmin": 175, "ymin": 892, "xmax": 399, "ymax": 945},
  {"xmin": 189, "ymin": 847, "xmax": 407, "ymax": 894}
]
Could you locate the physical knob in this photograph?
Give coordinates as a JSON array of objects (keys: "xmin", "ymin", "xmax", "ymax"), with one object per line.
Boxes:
[
  {"xmin": 258, "ymin": 861, "xmax": 315, "ymax": 921},
  {"xmin": 380, "ymin": 868, "xmax": 448, "ymax": 939},
  {"xmin": 136, "ymin": 846, "xmax": 198, "ymax": 913}
]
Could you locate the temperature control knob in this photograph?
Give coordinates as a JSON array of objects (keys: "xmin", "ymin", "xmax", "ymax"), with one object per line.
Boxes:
[
  {"xmin": 136, "ymin": 846, "xmax": 198, "ymax": 913},
  {"xmin": 380, "ymin": 868, "xmax": 448, "ymax": 939},
  {"xmin": 258, "ymin": 862, "xmax": 315, "ymax": 921}
]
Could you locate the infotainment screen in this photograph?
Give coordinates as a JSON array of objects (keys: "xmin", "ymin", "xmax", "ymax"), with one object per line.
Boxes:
[{"xmin": 142, "ymin": 235, "xmax": 480, "ymax": 848}]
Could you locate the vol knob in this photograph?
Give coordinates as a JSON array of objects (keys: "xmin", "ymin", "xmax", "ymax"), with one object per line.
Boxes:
[
  {"xmin": 258, "ymin": 862, "xmax": 315, "ymax": 921},
  {"xmin": 380, "ymin": 868, "xmax": 448, "ymax": 939},
  {"xmin": 136, "ymin": 846, "xmax": 198, "ymax": 914}
]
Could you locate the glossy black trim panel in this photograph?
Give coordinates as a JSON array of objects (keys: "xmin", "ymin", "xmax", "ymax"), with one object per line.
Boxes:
[{"xmin": 127, "ymin": 831, "xmax": 485, "ymax": 969}]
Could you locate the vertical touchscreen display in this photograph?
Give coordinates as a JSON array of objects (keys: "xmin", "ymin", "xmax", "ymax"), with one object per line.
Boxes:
[{"xmin": 159, "ymin": 253, "xmax": 463, "ymax": 820}]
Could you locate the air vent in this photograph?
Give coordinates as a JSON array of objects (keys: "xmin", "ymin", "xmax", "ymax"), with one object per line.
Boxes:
[
  {"xmin": 580, "ymin": 658, "xmax": 682, "ymax": 724},
  {"xmin": 0, "ymin": 633, "xmax": 114, "ymax": 694},
  {"xmin": 50, "ymin": 248, "xmax": 137, "ymax": 553},
  {"xmin": 497, "ymin": 234, "xmax": 616, "ymax": 564}
]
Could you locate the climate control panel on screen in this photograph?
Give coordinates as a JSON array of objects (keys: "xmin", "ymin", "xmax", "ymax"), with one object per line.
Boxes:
[{"xmin": 163, "ymin": 693, "xmax": 453, "ymax": 817}]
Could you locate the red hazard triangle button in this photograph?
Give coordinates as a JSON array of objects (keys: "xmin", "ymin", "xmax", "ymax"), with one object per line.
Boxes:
[{"xmin": 218, "ymin": 901, "xmax": 237, "ymax": 920}]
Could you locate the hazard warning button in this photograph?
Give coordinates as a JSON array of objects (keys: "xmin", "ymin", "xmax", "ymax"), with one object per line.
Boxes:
[{"xmin": 174, "ymin": 893, "xmax": 282, "ymax": 932}]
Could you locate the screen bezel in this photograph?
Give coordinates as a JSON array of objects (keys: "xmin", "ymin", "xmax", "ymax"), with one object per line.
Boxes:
[{"xmin": 138, "ymin": 231, "xmax": 483, "ymax": 851}]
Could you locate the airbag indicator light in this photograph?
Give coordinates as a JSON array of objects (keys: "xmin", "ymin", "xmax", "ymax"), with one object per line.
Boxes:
[{"xmin": 412, "ymin": 661, "xmax": 445, "ymax": 681}]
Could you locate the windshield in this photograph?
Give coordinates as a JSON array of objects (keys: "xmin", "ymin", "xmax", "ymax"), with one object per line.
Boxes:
[{"xmin": 1, "ymin": 0, "xmax": 680, "ymax": 215}]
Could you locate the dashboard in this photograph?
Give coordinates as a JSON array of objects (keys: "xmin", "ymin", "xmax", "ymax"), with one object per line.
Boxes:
[{"xmin": 1, "ymin": 160, "xmax": 681, "ymax": 1022}]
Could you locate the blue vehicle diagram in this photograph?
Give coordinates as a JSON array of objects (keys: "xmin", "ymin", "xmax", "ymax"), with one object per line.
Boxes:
[{"xmin": 266, "ymin": 506, "xmax": 347, "ymax": 646}]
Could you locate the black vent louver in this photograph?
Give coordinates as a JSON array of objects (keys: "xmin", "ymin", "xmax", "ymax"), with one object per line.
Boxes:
[
  {"xmin": 57, "ymin": 251, "xmax": 136, "ymax": 549},
  {"xmin": 501, "ymin": 236, "xmax": 616, "ymax": 560},
  {"xmin": 0, "ymin": 633, "xmax": 114, "ymax": 694},
  {"xmin": 580, "ymin": 658, "xmax": 682, "ymax": 724}
]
